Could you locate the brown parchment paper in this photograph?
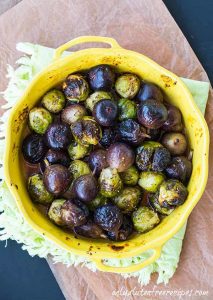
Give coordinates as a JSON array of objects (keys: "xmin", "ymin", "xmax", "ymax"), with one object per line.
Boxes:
[{"xmin": 0, "ymin": 0, "xmax": 212, "ymax": 299}]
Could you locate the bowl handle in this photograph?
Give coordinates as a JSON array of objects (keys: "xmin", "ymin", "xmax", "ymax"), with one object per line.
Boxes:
[
  {"xmin": 92, "ymin": 247, "xmax": 162, "ymax": 274},
  {"xmin": 53, "ymin": 36, "xmax": 121, "ymax": 60}
]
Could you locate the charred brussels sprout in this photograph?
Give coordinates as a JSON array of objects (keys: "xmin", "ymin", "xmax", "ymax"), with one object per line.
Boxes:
[
  {"xmin": 29, "ymin": 107, "xmax": 53, "ymax": 134},
  {"xmin": 117, "ymin": 119, "xmax": 148, "ymax": 145},
  {"xmin": 43, "ymin": 164, "xmax": 71, "ymax": 195},
  {"xmin": 88, "ymin": 64, "xmax": 115, "ymax": 91},
  {"xmin": 136, "ymin": 83, "xmax": 163, "ymax": 102},
  {"xmin": 48, "ymin": 199, "xmax": 66, "ymax": 225},
  {"xmin": 136, "ymin": 141, "xmax": 171, "ymax": 172},
  {"xmin": 69, "ymin": 160, "xmax": 91, "ymax": 180},
  {"xmin": 112, "ymin": 187, "xmax": 141, "ymax": 213},
  {"xmin": 85, "ymin": 91, "xmax": 112, "ymax": 111},
  {"xmin": 68, "ymin": 141, "xmax": 91, "ymax": 160},
  {"xmin": 88, "ymin": 149, "xmax": 108, "ymax": 176},
  {"xmin": 61, "ymin": 104, "xmax": 87, "ymax": 125},
  {"xmin": 118, "ymin": 98, "xmax": 136, "ymax": 121},
  {"xmin": 115, "ymin": 74, "xmax": 140, "ymax": 99},
  {"xmin": 158, "ymin": 179, "xmax": 188, "ymax": 207},
  {"xmin": 45, "ymin": 123, "xmax": 72, "ymax": 150},
  {"xmin": 137, "ymin": 99, "xmax": 168, "ymax": 129},
  {"xmin": 138, "ymin": 171, "xmax": 165, "ymax": 192},
  {"xmin": 28, "ymin": 174, "xmax": 54, "ymax": 204},
  {"xmin": 107, "ymin": 142, "xmax": 135, "ymax": 172},
  {"xmin": 42, "ymin": 89, "xmax": 65, "ymax": 113},
  {"xmin": 87, "ymin": 194, "xmax": 109, "ymax": 211},
  {"xmin": 62, "ymin": 74, "xmax": 89, "ymax": 102},
  {"xmin": 93, "ymin": 99, "xmax": 118, "ymax": 127},
  {"xmin": 161, "ymin": 132, "xmax": 187, "ymax": 155},
  {"xmin": 43, "ymin": 149, "xmax": 71, "ymax": 167},
  {"xmin": 94, "ymin": 204, "xmax": 123, "ymax": 232},
  {"xmin": 22, "ymin": 133, "xmax": 47, "ymax": 164},
  {"xmin": 165, "ymin": 156, "xmax": 192, "ymax": 183},
  {"xmin": 107, "ymin": 215, "xmax": 133, "ymax": 241},
  {"xmin": 99, "ymin": 167, "xmax": 123, "ymax": 198},
  {"xmin": 148, "ymin": 193, "xmax": 174, "ymax": 215},
  {"xmin": 73, "ymin": 174, "xmax": 99, "ymax": 202},
  {"xmin": 74, "ymin": 220, "xmax": 107, "ymax": 239},
  {"xmin": 61, "ymin": 199, "xmax": 89, "ymax": 227},
  {"xmin": 99, "ymin": 127, "xmax": 117, "ymax": 148},
  {"xmin": 132, "ymin": 206, "xmax": 160, "ymax": 233},
  {"xmin": 120, "ymin": 166, "xmax": 139, "ymax": 186},
  {"xmin": 71, "ymin": 117, "xmax": 102, "ymax": 146},
  {"xmin": 162, "ymin": 105, "xmax": 183, "ymax": 132}
]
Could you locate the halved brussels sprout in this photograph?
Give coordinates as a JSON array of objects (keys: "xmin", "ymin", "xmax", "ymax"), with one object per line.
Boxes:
[
  {"xmin": 112, "ymin": 187, "xmax": 141, "ymax": 213},
  {"xmin": 132, "ymin": 206, "xmax": 160, "ymax": 233},
  {"xmin": 148, "ymin": 193, "xmax": 174, "ymax": 215},
  {"xmin": 85, "ymin": 91, "xmax": 112, "ymax": 111},
  {"xmin": 118, "ymin": 98, "xmax": 136, "ymax": 121},
  {"xmin": 28, "ymin": 174, "xmax": 54, "ymax": 204},
  {"xmin": 120, "ymin": 166, "xmax": 139, "ymax": 186},
  {"xmin": 115, "ymin": 74, "xmax": 140, "ymax": 99},
  {"xmin": 99, "ymin": 167, "xmax": 123, "ymax": 198},
  {"xmin": 29, "ymin": 107, "xmax": 53, "ymax": 134},
  {"xmin": 138, "ymin": 171, "xmax": 165, "ymax": 193},
  {"xmin": 69, "ymin": 160, "xmax": 91, "ymax": 180},
  {"xmin": 62, "ymin": 74, "xmax": 89, "ymax": 102},
  {"xmin": 42, "ymin": 89, "xmax": 65, "ymax": 113},
  {"xmin": 68, "ymin": 141, "xmax": 91, "ymax": 160},
  {"xmin": 48, "ymin": 199, "xmax": 66, "ymax": 225}
]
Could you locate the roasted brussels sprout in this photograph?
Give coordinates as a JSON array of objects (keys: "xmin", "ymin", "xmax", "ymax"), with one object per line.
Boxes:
[
  {"xmin": 48, "ymin": 199, "xmax": 66, "ymax": 225},
  {"xmin": 22, "ymin": 133, "xmax": 47, "ymax": 164},
  {"xmin": 43, "ymin": 149, "xmax": 71, "ymax": 167},
  {"xmin": 161, "ymin": 132, "xmax": 187, "ymax": 155},
  {"xmin": 88, "ymin": 149, "xmax": 108, "ymax": 176},
  {"xmin": 74, "ymin": 220, "xmax": 107, "ymax": 239},
  {"xmin": 107, "ymin": 142, "xmax": 135, "ymax": 172},
  {"xmin": 87, "ymin": 194, "xmax": 109, "ymax": 211},
  {"xmin": 148, "ymin": 193, "xmax": 174, "ymax": 215},
  {"xmin": 132, "ymin": 206, "xmax": 160, "ymax": 233},
  {"xmin": 73, "ymin": 174, "xmax": 98, "ymax": 202},
  {"xmin": 85, "ymin": 91, "xmax": 112, "ymax": 111},
  {"xmin": 107, "ymin": 215, "xmax": 133, "ymax": 241},
  {"xmin": 120, "ymin": 166, "xmax": 139, "ymax": 186},
  {"xmin": 29, "ymin": 107, "xmax": 53, "ymax": 134},
  {"xmin": 118, "ymin": 98, "xmax": 136, "ymax": 121},
  {"xmin": 158, "ymin": 179, "xmax": 188, "ymax": 207},
  {"xmin": 162, "ymin": 105, "xmax": 183, "ymax": 132},
  {"xmin": 165, "ymin": 156, "xmax": 192, "ymax": 183},
  {"xmin": 43, "ymin": 164, "xmax": 71, "ymax": 195},
  {"xmin": 115, "ymin": 74, "xmax": 140, "ymax": 99},
  {"xmin": 99, "ymin": 167, "xmax": 123, "ymax": 197},
  {"xmin": 93, "ymin": 99, "xmax": 118, "ymax": 126},
  {"xmin": 42, "ymin": 89, "xmax": 65, "ymax": 113},
  {"xmin": 88, "ymin": 64, "xmax": 115, "ymax": 91},
  {"xmin": 61, "ymin": 104, "xmax": 87, "ymax": 125},
  {"xmin": 68, "ymin": 141, "xmax": 91, "ymax": 160},
  {"xmin": 28, "ymin": 174, "xmax": 54, "ymax": 204},
  {"xmin": 69, "ymin": 160, "xmax": 91, "ymax": 180},
  {"xmin": 62, "ymin": 74, "xmax": 89, "ymax": 102},
  {"xmin": 45, "ymin": 122, "xmax": 72, "ymax": 150},
  {"xmin": 116, "ymin": 119, "xmax": 148, "ymax": 145},
  {"xmin": 137, "ymin": 99, "xmax": 168, "ymax": 129},
  {"xmin": 138, "ymin": 171, "xmax": 165, "ymax": 192},
  {"xmin": 71, "ymin": 117, "xmax": 102, "ymax": 146},
  {"xmin": 61, "ymin": 199, "xmax": 89, "ymax": 227},
  {"xmin": 136, "ymin": 141, "xmax": 171, "ymax": 172},
  {"xmin": 94, "ymin": 204, "xmax": 123, "ymax": 232},
  {"xmin": 99, "ymin": 127, "xmax": 117, "ymax": 148},
  {"xmin": 136, "ymin": 83, "xmax": 163, "ymax": 102},
  {"xmin": 112, "ymin": 187, "xmax": 141, "ymax": 213}
]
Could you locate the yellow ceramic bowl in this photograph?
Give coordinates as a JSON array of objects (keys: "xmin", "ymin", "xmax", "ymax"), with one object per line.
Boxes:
[{"xmin": 4, "ymin": 36, "xmax": 209, "ymax": 273}]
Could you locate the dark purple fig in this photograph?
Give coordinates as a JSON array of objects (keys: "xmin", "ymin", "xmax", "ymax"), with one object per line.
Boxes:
[
  {"xmin": 165, "ymin": 156, "xmax": 192, "ymax": 183},
  {"xmin": 45, "ymin": 123, "xmax": 72, "ymax": 150},
  {"xmin": 162, "ymin": 104, "xmax": 183, "ymax": 132},
  {"xmin": 88, "ymin": 64, "xmax": 115, "ymax": 91},
  {"xmin": 88, "ymin": 149, "xmax": 108, "ymax": 176},
  {"xmin": 43, "ymin": 164, "xmax": 71, "ymax": 195},
  {"xmin": 146, "ymin": 128, "xmax": 161, "ymax": 141},
  {"xmin": 61, "ymin": 200, "xmax": 88, "ymax": 227},
  {"xmin": 137, "ymin": 99, "xmax": 168, "ymax": 129},
  {"xmin": 74, "ymin": 220, "xmax": 107, "ymax": 239},
  {"xmin": 137, "ymin": 83, "xmax": 163, "ymax": 102},
  {"xmin": 152, "ymin": 147, "xmax": 171, "ymax": 172},
  {"xmin": 107, "ymin": 216, "xmax": 133, "ymax": 241},
  {"xmin": 99, "ymin": 127, "xmax": 117, "ymax": 148},
  {"xmin": 22, "ymin": 133, "xmax": 47, "ymax": 164},
  {"xmin": 73, "ymin": 174, "xmax": 98, "ymax": 202},
  {"xmin": 161, "ymin": 132, "xmax": 187, "ymax": 155},
  {"xmin": 93, "ymin": 99, "xmax": 118, "ymax": 127},
  {"xmin": 94, "ymin": 204, "xmax": 123, "ymax": 232},
  {"xmin": 44, "ymin": 149, "xmax": 70, "ymax": 167},
  {"xmin": 107, "ymin": 142, "xmax": 135, "ymax": 172}
]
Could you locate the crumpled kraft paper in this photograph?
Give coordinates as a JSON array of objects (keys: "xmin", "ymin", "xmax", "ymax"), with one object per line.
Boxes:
[{"xmin": 0, "ymin": 0, "xmax": 212, "ymax": 299}]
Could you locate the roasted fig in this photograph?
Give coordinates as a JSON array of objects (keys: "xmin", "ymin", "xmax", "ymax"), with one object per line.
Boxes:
[
  {"xmin": 88, "ymin": 149, "xmax": 108, "ymax": 176},
  {"xmin": 85, "ymin": 91, "xmax": 112, "ymax": 111},
  {"xmin": 73, "ymin": 174, "xmax": 99, "ymax": 202},
  {"xmin": 136, "ymin": 83, "xmax": 163, "ymax": 102},
  {"xmin": 165, "ymin": 156, "xmax": 192, "ymax": 183},
  {"xmin": 99, "ymin": 127, "xmax": 117, "ymax": 148},
  {"xmin": 22, "ymin": 133, "xmax": 47, "ymax": 164},
  {"xmin": 162, "ymin": 105, "xmax": 183, "ymax": 132},
  {"xmin": 43, "ymin": 149, "xmax": 70, "ymax": 167},
  {"xmin": 107, "ymin": 215, "xmax": 133, "ymax": 241},
  {"xmin": 88, "ymin": 64, "xmax": 115, "ymax": 91},
  {"xmin": 117, "ymin": 119, "xmax": 148, "ymax": 145},
  {"xmin": 61, "ymin": 199, "xmax": 89, "ymax": 227},
  {"xmin": 161, "ymin": 132, "xmax": 187, "ymax": 155},
  {"xmin": 93, "ymin": 99, "xmax": 118, "ymax": 127},
  {"xmin": 94, "ymin": 204, "xmax": 123, "ymax": 232},
  {"xmin": 45, "ymin": 122, "xmax": 72, "ymax": 150},
  {"xmin": 74, "ymin": 220, "xmax": 107, "ymax": 239}
]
